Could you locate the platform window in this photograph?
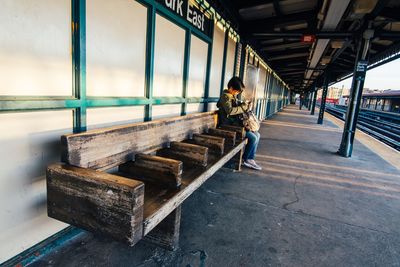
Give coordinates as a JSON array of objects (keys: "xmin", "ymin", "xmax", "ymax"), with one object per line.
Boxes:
[
  {"xmin": 209, "ymin": 23, "xmax": 225, "ymax": 97},
  {"xmin": 0, "ymin": 110, "xmax": 72, "ymax": 262},
  {"xmin": 152, "ymin": 104, "xmax": 182, "ymax": 119},
  {"xmin": 224, "ymin": 36, "xmax": 236, "ymax": 87},
  {"xmin": 0, "ymin": 0, "xmax": 71, "ymax": 96},
  {"xmin": 187, "ymin": 35, "xmax": 208, "ymax": 98},
  {"xmin": 87, "ymin": 106, "xmax": 145, "ymax": 130},
  {"xmin": 208, "ymin": 102, "xmax": 218, "ymax": 111},
  {"xmin": 86, "ymin": 0, "xmax": 147, "ymax": 97},
  {"xmin": 256, "ymin": 67, "xmax": 267, "ymax": 99},
  {"xmin": 153, "ymin": 15, "xmax": 185, "ymax": 97},
  {"xmin": 186, "ymin": 103, "xmax": 203, "ymax": 114}
]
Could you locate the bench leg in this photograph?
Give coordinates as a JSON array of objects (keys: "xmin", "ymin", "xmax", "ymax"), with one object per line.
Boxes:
[
  {"xmin": 224, "ymin": 147, "xmax": 244, "ymax": 171},
  {"xmin": 144, "ymin": 205, "xmax": 181, "ymax": 251}
]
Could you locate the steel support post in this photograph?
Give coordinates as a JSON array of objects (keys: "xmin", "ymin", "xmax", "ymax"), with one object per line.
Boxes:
[
  {"xmin": 308, "ymin": 92, "xmax": 312, "ymax": 110},
  {"xmin": 317, "ymin": 71, "xmax": 330, "ymax": 124},
  {"xmin": 299, "ymin": 94, "xmax": 302, "ymax": 110},
  {"xmin": 338, "ymin": 29, "xmax": 373, "ymax": 157},
  {"xmin": 310, "ymin": 87, "xmax": 317, "ymax": 115}
]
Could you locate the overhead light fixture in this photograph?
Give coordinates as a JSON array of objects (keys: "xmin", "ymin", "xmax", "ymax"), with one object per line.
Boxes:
[{"xmin": 331, "ymin": 40, "xmax": 344, "ymax": 48}]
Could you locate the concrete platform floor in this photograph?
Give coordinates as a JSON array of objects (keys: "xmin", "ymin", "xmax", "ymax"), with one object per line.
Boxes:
[{"xmin": 32, "ymin": 105, "xmax": 400, "ymax": 267}]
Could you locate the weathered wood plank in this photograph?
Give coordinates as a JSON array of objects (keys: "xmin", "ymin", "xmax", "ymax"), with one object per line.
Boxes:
[
  {"xmin": 62, "ymin": 112, "xmax": 216, "ymax": 170},
  {"xmin": 207, "ymin": 128, "xmax": 236, "ymax": 147},
  {"xmin": 119, "ymin": 154, "xmax": 182, "ymax": 188},
  {"xmin": 218, "ymin": 125, "xmax": 246, "ymax": 141},
  {"xmin": 143, "ymin": 139, "xmax": 246, "ymax": 235},
  {"xmin": 46, "ymin": 164, "xmax": 145, "ymax": 246},
  {"xmin": 144, "ymin": 206, "xmax": 181, "ymax": 251},
  {"xmin": 156, "ymin": 142, "xmax": 208, "ymax": 167},
  {"xmin": 192, "ymin": 134, "xmax": 225, "ymax": 155}
]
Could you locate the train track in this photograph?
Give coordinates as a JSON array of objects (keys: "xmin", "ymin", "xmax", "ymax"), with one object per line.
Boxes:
[{"xmin": 325, "ymin": 105, "xmax": 400, "ymax": 151}]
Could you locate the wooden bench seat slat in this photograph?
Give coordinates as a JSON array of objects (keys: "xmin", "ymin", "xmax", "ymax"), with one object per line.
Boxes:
[
  {"xmin": 119, "ymin": 154, "xmax": 183, "ymax": 188},
  {"xmin": 207, "ymin": 128, "xmax": 236, "ymax": 147},
  {"xmin": 192, "ymin": 134, "xmax": 225, "ymax": 155},
  {"xmin": 156, "ymin": 142, "xmax": 208, "ymax": 167},
  {"xmin": 218, "ymin": 125, "xmax": 246, "ymax": 141}
]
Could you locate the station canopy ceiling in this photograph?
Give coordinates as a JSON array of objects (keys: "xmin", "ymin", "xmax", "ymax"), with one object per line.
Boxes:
[{"xmin": 208, "ymin": 0, "xmax": 400, "ymax": 93}]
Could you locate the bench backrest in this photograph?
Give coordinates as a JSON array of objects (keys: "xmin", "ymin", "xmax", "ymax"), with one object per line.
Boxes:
[{"xmin": 61, "ymin": 112, "xmax": 217, "ymax": 170}]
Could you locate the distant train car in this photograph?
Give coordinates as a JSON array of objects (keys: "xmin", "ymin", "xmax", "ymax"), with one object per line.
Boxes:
[
  {"xmin": 337, "ymin": 90, "xmax": 400, "ymax": 113},
  {"xmin": 362, "ymin": 90, "xmax": 400, "ymax": 113}
]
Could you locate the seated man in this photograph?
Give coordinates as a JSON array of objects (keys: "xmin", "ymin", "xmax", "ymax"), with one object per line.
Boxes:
[{"xmin": 217, "ymin": 77, "xmax": 262, "ymax": 171}]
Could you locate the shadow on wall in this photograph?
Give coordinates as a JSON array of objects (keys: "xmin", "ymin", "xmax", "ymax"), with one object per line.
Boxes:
[{"xmin": 0, "ymin": 124, "xmax": 71, "ymax": 262}]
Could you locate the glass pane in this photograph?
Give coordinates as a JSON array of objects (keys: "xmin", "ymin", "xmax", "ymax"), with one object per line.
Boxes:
[
  {"xmin": 224, "ymin": 37, "xmax": 236, "ymax": 88},
  {"xmin": 187, "ymin": 35, "xmax": 208, "ymax": 97},
  {"xmin": 152, "ymin": 104, "xmax": 182, "ymax": 119},
  {"xmin": 208, "ymin": 102, "xmax": 218, "ymax": 111},
  {"xmin": 87, "ymin": 106, "xmax": 145, "ymax": 130},
  {"xmin": 186, "ymin": 103, "xmax": 203, "ymax": 114},
  {"xmin": 86, "ymin": 0, "xmax": 147, "ymax": 97},
  {"xmin": 153, "ymin": 15, "xmax": 185, "ymax": 97},
  {"xmin": 0, "ymin": 0, "xmax": 72, "ymax": 96},
  {"xmin": 209, "ymin": 24, "xmax": 225, "ymax": 97},
  {"xmin": 256, "ymin": 67, "xmax": 267, "ymax": 99}
]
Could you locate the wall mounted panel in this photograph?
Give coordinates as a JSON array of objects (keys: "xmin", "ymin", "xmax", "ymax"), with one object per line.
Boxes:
[
  {"xmin": 209, "ymin": 24, "xmax": 225, "ymax": 97},
  {"xmin": 153, "ymin": 15, "xmax": 185, "ymax": 97},
  {"xmin": 0, "ymin": 0, "xmax": 72, "ymax": 96},
  {"xmin": 87, "ymin": 0, "xmax": 147, "ymax": 97},
  {"xmin": 87, "ymin": 106, "xmax": 145, "ymax": 130},
  {"xmin": 187, "ymin": 35, "xmax": 208, "ymax": 97}
]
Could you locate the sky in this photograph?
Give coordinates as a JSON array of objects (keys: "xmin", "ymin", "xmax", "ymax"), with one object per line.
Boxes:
[{"xmin": 331, "ymin": 58, "xmax": 400, "ymax": 90}]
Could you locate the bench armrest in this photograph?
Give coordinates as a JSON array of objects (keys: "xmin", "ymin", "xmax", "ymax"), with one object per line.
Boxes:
[{"xmin": 46, "ymin": 163, "xmax": 144, "ymax": 246}]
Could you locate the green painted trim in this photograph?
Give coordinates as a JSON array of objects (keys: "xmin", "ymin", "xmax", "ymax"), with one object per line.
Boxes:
[
  {"xmin": 182, "ymin": 29, "xmax": 191, "ymax": 116},
  {"xmin": 152, "ymin": 97, "xmax": 185, "ymax": 105},
  {"xmin": 72, "ymin": 0, "xmax": 86, "ymax": 132},
  {"xmin": 144, "ymin": 4, "xmax": 156, "ymax": 121},
  {"xmin": 86, "ymin": 98, "xmax": 149, "ymax": 107},
  {"xmin": 0, "ymin": 100, "xmax": 81, "ymax": 112},
  {"xmin": 220, "ymin": 30, "xmax": 229, "ymax": 94},
  {"xmin": 0, "ymin": 96, "xmax": 76, "ymax": 100},
  {"xmin": 203, "ymin": 22, "xmax": 214, "ymax": 112},
  {"xmin": 187, "ymin": 97, "xmax": 204, "ymax": 103},
  {"xmin": 233, "ymin": 41, "xmax": 238, "ymax": 77},
  {"xmin": 239, "ymin": 43, "xmax": 247, "ymax": 80}
]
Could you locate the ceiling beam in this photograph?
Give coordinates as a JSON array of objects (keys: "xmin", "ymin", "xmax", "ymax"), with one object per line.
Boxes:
[
  {"xmin": 268, "ymin": 52, "xmax": 309, "ymax": 61},
  {"xmin": 242, "ymin": 10, "xmax": 315, "ymax": 33},
  {"xmin": 254, "ymin": 31, "xmax": 354, "ymax": 39},
  {"xmin": 260, "ymin": 42, "xmax": 311, "ymax": 51}
]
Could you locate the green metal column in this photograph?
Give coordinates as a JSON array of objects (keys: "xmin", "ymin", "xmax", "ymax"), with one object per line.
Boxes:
[
  {"xmin": 72, "ymin": 0, "xmax": 86, "ymax": 133},
  {"xmin": 338, "ymin": 29, "xmax": 373, "ymax": 157},
  {"xmin": 181, "ymin": 29, "xmax": 191, "ymax": 116},
  {"xmin": 299, "ymin": 93, "xmax": 302, "ymax": 110},
  {"xmin": 310, "ymin": 85, "xmax": 317, "ymax": 115},
  {"xmin": 239, "ymin": 42, "xmax": 247, "ymax": 80},
  {"xmin": 144, "ymin": 5, "xmax": 156, "ymax": 121},
  {"xmin": 317, "ymin": 71, "xmax": 330, "ymax": 124},
  {"xmin": 203, "ymin": 21, "xmax": 214, "ymax": 112},
  {"xmin": 220, "ymin": 30, "xmax": 229, "ymax": 94}
]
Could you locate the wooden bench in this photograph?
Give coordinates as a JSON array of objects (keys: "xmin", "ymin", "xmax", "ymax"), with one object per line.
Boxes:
[{"xmin": 46, "ymin": 112, "xmax": 246, "ymax": 250}]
